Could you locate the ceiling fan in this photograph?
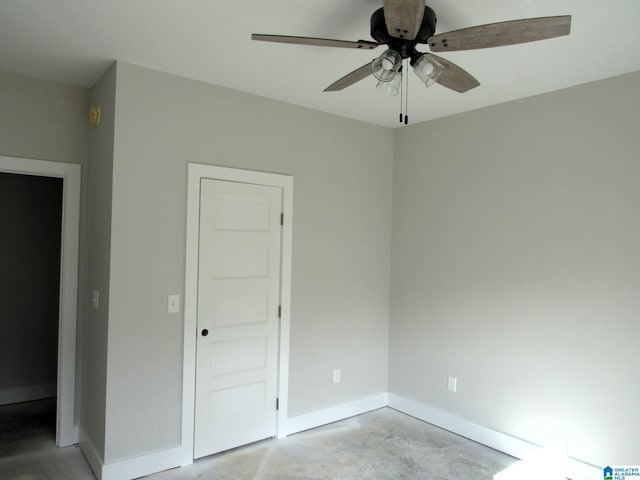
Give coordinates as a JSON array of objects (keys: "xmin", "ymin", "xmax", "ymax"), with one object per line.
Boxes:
[{"xmin": 252, "ymin": 0, "xmax": 571, "ymax": 120}]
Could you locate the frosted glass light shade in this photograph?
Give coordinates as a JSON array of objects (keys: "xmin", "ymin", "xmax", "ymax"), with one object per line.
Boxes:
[
  {"xmin": 372, "ymin": 49, "xmax": 402, "ymax": 82},
  {"xmin": 413, "ymin": 54, "xmax": 444, "ymax": 87},
  {"xmin": 376, "ymin": 71, "xmax": 402, "ymax": 96}
]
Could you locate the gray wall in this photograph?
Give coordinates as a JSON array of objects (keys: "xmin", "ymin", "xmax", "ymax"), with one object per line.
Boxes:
[
  {"xmin": 100, "ymin": 62, "xmax": 393, "ymax": 462},
  {"xmin": 389, "ymin": 72, "xmax": 640, "ymax": 467},
  {"xmin": 0, "ymin": 70, "xmax": 89, "ymax": 166},
  {"xmin": 80, "ymin": 63, "xmax": 117, "ymax": 460},
  {"xmin": 0, "ymin": 173, "xmax": 62, "ymax": 401},
  {"xmin": 6, "ymin": 62, "xmax": 634, "ymax": 470},
  {"xmin": 0, "ymin": 70, "xmax": 89, "ymax": 419}
]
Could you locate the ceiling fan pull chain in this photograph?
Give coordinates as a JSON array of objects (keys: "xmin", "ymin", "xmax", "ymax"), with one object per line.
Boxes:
[
  {"xmin": 404, "ymin": 59, "xmax": 409, "ymax": 124},
  {"xmin": 399, "ymin": 66, "xmax": 404, "ymax": 123}
]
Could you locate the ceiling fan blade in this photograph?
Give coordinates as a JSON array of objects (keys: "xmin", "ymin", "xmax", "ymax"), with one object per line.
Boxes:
[
  {"xmin": 383, "ymin": 0, "xmax": 425, "ymax": 40},
  {"xmin": 252, "ymin": 34, "xmax": 379, "ymax": 50},
  {"xmin": 428, "ymin": 15, "xmax": 571, "ymax": 52},
  {"xmin": 429, "ymin": 54, "xmax": 480, "ymax": 93},
  {"xmin": 324, "ymin": 63, "xmax": 373, "ymax": 92}
]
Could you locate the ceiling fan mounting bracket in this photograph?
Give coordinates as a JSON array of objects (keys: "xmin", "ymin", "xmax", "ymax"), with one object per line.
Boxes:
[{"xmin": 370, "ymin": 6, "xmax": 437, "ymax": 58}]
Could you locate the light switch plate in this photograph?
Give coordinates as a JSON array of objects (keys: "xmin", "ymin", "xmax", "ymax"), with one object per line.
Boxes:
[
  {"xmin": 92, "ymin": 290, "xmax": 99, "ymax": 310},
  {"xmin": 168, "ymin": 294, "xmax": 180, "ymax": 313},
  {"xmin": 448, "ymin": 376, "xmax": 457, "ymax": 393}
]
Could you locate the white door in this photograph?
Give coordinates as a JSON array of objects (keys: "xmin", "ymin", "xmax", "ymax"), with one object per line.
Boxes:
[{"xmin": 194, "ymin": 178, "xmax": 282, "ymax": 459}]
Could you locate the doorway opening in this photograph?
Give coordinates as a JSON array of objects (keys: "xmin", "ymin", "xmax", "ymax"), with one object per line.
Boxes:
[
  {"xmin": 0, "ymin": 156, "xmax": 81, "ymax": 449},
  {"xmin": 0, "ymin": 172, "xmax": 62, "ymax": 455}
]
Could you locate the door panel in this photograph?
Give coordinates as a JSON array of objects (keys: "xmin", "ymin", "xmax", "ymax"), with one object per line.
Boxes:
[
  {"xmin": 194, "ymin": 179, "xmax": 282, "ymax": 459},
  {"xmin": 208, "ymin": 243, "xmax": 270, "ymax": 278},
  {"xmin": 208, "ymin": 287, "xmax": 269, "ymax": 328},
  {"xmin": 209, "ymin": 337, "xmax": 267, "ymax": 377}
]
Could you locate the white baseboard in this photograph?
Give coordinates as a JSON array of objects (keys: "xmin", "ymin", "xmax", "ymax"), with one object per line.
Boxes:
[
  {"xmin": 101, "ymin": 446, "xmax": 183, "ymax": 480},
  {"xmin": 79, "ymin": 425, "xmax": 183, "ymax": 480},
  {"xmin": 0, "ymin": 383, "xmax": 56, "ymax": 405},
  {"xmin": 79, "ymin": 426, "xmax": 105, "ymax": 480},
  {"xmin": 387, "ymin": 393, "xmax": 601, "ymax": 480},
  {"xmin": 284, "ymin": 393, "xmax": 388, "ymax": 436}
]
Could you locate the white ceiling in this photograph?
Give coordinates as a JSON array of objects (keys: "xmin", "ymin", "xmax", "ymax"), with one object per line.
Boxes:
[{"xmin": 1, "ymin": 0, "xmax": 639, "ymax": 127}]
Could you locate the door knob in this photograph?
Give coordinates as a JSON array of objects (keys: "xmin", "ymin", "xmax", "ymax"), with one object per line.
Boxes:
[{"xmin": 201, "ymin": 329, "xmax": 209, "ymax": 337}]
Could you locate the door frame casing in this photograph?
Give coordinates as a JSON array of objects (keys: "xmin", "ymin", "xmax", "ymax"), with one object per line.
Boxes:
[
  {"xmin": 0, "ymin": 155, "xmax": 81, "ymax": 447},
  {"xmin": 181, "ymin": 163, "xmax": 293, "ymax": 464}
]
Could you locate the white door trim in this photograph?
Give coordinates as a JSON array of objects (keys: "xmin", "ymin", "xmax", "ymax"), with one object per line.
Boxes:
[
  {"xmin": 0, "ymin": 155, "xmax": 81, "ymax": 447},
  {"xmin": 181, "ymin": 163, "xmax": 293, "ymax": 464}
]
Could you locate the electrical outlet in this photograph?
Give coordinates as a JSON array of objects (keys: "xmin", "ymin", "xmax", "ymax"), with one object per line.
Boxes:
[
  {"xmin": 333, "ymin": 369, "xmax": 341, "ymax": 384},
  {"xmin": 92, "ymin": 290, "xmax": 100, "ymax": 310},
  {"xmin": 448, "ymin": 376, "xmax": 457, "ymax": 393}
]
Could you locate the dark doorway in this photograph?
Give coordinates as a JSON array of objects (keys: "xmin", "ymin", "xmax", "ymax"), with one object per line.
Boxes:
[{"xmin": 0, "ymin": 172, "xmax": 63, "ymax": 454}]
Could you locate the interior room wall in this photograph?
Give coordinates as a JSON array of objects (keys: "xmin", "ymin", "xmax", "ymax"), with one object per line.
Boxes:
[
  {"xmin": 0, "ymin": 70, "xmax": 89, "ymax": 165},
  {"xmin": 7, "ymin": 59, "xmax": 634, "ymax": 474},
  {"xmin": 0, "ymin": 70, "xmax": 89, "ymax": 421},
  {"xmin": 389, "ymin": 72, "xmax": 640, "ymax": 468},
  {"xmin": 80, "ymin": 63, "xmax": 117, "ymax": 461},
  {"xmin": 0, "ymin": 172, "xmax": 63, "ymax": 404},
  {"xmin": 99, "ymin": 62, "xmax": 393, "ymax": 463}
]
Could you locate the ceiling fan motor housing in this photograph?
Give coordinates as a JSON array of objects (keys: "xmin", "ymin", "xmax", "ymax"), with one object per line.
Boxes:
[{"xmin": 370, "ymin": 6, "xmax": 437, "ymax": 57}]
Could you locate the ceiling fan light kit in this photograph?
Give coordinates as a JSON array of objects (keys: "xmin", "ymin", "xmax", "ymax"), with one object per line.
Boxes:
[
  {"xmin": 372, "ymin": 49, "xmax": 403, "ymax": 82},
  {"xmin": 376, "ymin": 71, "xmax": 403, "ymax": 96},
  {"xmin": 412, "ymin": 54, "xmax": 444, "ymax": 87},
  {"xmin": 252, "ymin": 0, "xmax": 571, "ymax": 124}
]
